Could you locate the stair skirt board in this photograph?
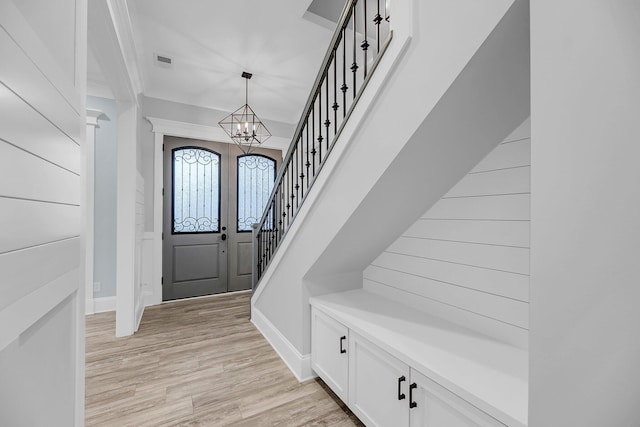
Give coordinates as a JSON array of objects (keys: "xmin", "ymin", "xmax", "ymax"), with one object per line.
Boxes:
[{"xmin": 251, "ymin": 307, "xmax": 315, "ymax": 382}]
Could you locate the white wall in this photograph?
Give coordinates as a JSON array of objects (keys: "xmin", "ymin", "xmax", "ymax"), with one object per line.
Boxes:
[
  {"xmin": 0, "ymin": 0, "xmax": 86, "ymax": 424},
  {"xmin": 530, "ymin": 1, "xmax": 640, "ymax": 426},
  {"xmin": 253, "ymin": 0, "xmax": 529, "ymax": 370},
  {"xmin": 87, "ymin": 96, "xmax": 118, "ymax": 299},
  {"xmin": 364, "ymin": 119, "xmax": 530, "ymax": 349}
]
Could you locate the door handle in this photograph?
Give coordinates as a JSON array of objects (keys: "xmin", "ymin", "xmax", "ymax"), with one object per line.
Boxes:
[
  {"xmin": 398, "ymin": 376, "xmax": 406, "ymax": 400},
  {"xmin": 221, "ymin": 233, "xmax": 227, "ymax": 241},
  {"xmin": 339, "ymin": 336, "xmax": 347, "ymax": 354},
  {"xmin": 409, "ymin": 382, "xmax": 417, "ymax": 408}
]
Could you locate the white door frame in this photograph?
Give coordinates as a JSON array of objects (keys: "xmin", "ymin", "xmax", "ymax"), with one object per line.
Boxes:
[{"xmin": 146, "ymin": 117, "xmax": 288, "ymax": 305}]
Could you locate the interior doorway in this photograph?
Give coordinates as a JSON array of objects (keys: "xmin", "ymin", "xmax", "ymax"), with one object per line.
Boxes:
[{"xmin": 162, "ymin": 136, "xmax": 280, "ymax": 301}]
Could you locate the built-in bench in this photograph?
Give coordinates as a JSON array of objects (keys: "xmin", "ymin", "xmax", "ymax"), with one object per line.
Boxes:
[{"xmin": 310, "ymin": 289, "xmax": 527, "ymax": 426}]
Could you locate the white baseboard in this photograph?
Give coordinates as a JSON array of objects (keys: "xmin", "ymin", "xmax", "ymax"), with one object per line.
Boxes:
[
  {"xmin": 251, "ymin": 307, "xmax": 315, "ymax": 382},
  {"xmin": 92, "ymin": 296, "xmax": 116, "ymax": 313},
  {"xmin": 85, "ymin": 297, "xmax": 95, "ymax": 315}
]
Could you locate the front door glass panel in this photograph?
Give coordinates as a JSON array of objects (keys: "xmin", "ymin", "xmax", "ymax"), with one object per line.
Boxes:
[{"xmin": 173, "ymin": 147, "xmax": 220, "ymax": 233}]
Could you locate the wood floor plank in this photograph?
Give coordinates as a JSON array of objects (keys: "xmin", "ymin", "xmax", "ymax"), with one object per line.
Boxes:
[{"xmin": 85, "ymin": 292, "xmax": 363, "ymax": 426}]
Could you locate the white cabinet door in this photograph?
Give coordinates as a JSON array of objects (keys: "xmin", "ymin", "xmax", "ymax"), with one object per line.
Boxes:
[
  {"xmin": 311, "ymin": 308, "xmax": 349, "ymax": 401},
  {"xmin": 409, "ymin": 370, "xmax": 505, "ymax": 427},
  {"xmin": 349, "ymin": 332, "xmax": 410, "ymax": 427}
]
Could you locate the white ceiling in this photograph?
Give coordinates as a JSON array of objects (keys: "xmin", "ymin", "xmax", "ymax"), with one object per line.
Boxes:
[{"xmin": 124, "ymin": 0, "xmax": 338, "ymax": 125}]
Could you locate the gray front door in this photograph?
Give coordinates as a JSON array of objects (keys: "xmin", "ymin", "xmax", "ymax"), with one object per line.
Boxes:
[
  {"xmin": 163, "ymin": 136, "xmax": 281, "ymax": 300},
  {"xmin": 163, "ymin": 137, "xmax": 229, "ymax": 300}
]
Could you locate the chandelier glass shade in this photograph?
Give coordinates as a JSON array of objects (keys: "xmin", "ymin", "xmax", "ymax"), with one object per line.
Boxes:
[{"xmin": 218, "ymin": 72, "xmax": 271, "ymax": 154}]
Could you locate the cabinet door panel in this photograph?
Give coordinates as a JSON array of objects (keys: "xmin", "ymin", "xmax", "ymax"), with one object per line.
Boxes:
[
  {"xmin": 349, "ymin": 332, "xmax": 409, "ymax": 427},
  {"xmin": 409, "ymin": 370, "xmax": 505, "ymax": 427},
  {"xmin": 311, "ymin": 308, "xmax": 349, "ymax": 401}
]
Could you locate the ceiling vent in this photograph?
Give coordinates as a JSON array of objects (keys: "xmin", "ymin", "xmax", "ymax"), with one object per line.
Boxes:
[{"xmin": 155, "ymin": 53, "xmax": 173, "ymax": 68}]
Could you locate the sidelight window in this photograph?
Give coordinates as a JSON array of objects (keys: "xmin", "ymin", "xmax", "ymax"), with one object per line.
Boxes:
[{"xmin": 237, "ymin": 155, "xmax": 276, "ymax": 232}]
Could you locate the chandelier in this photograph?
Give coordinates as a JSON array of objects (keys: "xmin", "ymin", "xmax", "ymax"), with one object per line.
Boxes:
[{"xmin": 218, "ymin": 72, "xmax": 271, "ymax": 154}]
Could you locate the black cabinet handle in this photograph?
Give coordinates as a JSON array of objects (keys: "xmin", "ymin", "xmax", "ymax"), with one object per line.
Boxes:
[
  {"xmin": 398, "ymin": 376, "xmax": 406, "ymax": 400},
  {"xmin": 339, "ymin": 336, "xmax": 347, "ymax": 354},
  {"xmin": 409, "ymin": 382, "xmax": 417, "ymax": 408}
]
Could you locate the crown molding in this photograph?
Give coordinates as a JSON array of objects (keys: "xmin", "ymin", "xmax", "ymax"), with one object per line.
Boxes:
[
  {"xmin": 145, "ymin": 117, "xmax": 291, "ymax": 151},
  {"xmin": 105, "ymin": 0, "xmax": 144, "ymax": 97}
]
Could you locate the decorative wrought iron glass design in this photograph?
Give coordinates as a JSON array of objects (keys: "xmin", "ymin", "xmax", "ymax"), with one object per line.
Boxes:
[
  {"xmin": 237, "ymin": 155, "xmax": 276, "ymax": 232},
  {"xmin": 172, "ymin": 147, "xmax": 220, "ymax": 233},
  {"xmin": 219, "ymin": 72, "xmax": 272, "ymax": 154}
]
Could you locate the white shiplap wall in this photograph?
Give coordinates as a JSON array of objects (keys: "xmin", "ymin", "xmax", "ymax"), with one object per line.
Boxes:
[
  {"xmin": 0, "ymin": 0, "xmax": 86, "ymax": 425},
  {"xmin": 364, "ymin": 119, "xmax": 530, "ymax": 349}
]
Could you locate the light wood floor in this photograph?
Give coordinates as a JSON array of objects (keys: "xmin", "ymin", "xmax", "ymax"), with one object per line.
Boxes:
[{"xmin": 85, "ymin": 291, "xmax": 363, "ymax": 426}]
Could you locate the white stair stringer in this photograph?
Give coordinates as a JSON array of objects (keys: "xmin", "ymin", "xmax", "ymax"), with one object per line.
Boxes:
[{"xmin": 252, "ymin": 0, "xmax": 530, "ymax": 378}]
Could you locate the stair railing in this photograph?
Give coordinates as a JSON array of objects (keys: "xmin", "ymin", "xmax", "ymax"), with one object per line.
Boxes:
[{"xmin": 253, "ymin": 0, "xmax": 392, "ymax": 287}]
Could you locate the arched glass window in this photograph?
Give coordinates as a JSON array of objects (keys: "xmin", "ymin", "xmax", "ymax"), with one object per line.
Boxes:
[
  {"xmin": 237, "ymin": 154, "xmax": 276, "ymax": 232},
  {"xmin": 173, "ymin": 147, "xmax": 220, "ymax": 233}
]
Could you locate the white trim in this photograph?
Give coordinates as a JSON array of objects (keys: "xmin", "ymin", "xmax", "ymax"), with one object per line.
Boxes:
[
  {"xmin": 105, "ymin": 0, "xmax": 144, "ymax": 97},
  {"xmin": 93, "ymin": 296, "xmax": 117, "ymax": 313},
  {"xmin": 251, "ymin": 307, "xmax": 316, "ymax": 382},
  {"xmin": 0, "ymin": 269, "xmax": 79, "ymax": 351},
  {"xmin": 146, "ymin": 117, "xmax": 290, "ymax": 151},
  {"xmin": 85, "ymin": 109, "xmax": 104, "ymax": 317}
]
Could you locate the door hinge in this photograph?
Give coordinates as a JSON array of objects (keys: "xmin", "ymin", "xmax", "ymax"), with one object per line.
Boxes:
[
  {"xmin": 162, "ymin": 232, "xmax": 164, "ymax": 240},
  {"xmin": 162, "ymin": 143, "xmax": 165, "ymax": 152},
  {"xmin": 161, "ymin": 276, "xmax": 163, "ymax": 285},
  {"xmin": 162, "ymin": 187, "xmax": 164, "ymax": 196}
]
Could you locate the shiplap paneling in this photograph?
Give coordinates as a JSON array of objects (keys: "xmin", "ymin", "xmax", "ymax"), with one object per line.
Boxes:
[
  {"xmin": 0, "ymin": 84, "xmax": 80, "ymax": 174},
  {"xmin": 0, "ymin": 18, "xmax": 82, "ymax": 143},
  {"xmin": 364, "ymin": 266, "xmax": 528, "ymax": 328},
  {"xmin": 406, "ymin": 219, "xmax": 529, "ymax": 248},
  {"xmin": 363, "ymin": 279, "xmax": 528, "ymax": 349},
  {"xmin": 0, "ymin": 199, "xmax": 80, "ymax": 254},
  {"xmin": 0, "ymin": 238, "xmax": 80, "ymax": 311},
  {"xmin": 445, "ymin": 166, "xmax": 530, "ymax": 198},
  {"xmin": 387, "ymin": 237, "xmax": 530, "ymax": 275},
  {"xmin": 424, "ymin": 194, "xmax": 529, "ymax": 221},
  {"xmin": 471, "ymin": 139, "xmax": 530, "ymax": 173},
  {"xmin": 370, "ymin": 251, "xmax": 529, "ymax": 302},
  {"xmin": 0, "ymin": 141, "xmax": 80, "ymax": 205},
  {"xmin": 365, "ymin": 119, "xmax": 530, "ymax": 349},
  {"xmin": 0, "ymin": 0, "xmax": 85, "ymax": 424}
]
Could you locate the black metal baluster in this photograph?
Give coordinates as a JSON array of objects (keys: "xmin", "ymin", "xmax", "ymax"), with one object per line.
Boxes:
[
  {"xmin": 333, "ymin": 48, "xmax": 339, "ymax": 135},
  {"xmin": 289, "ymin": 162, "xmax": 294, "ymax": 225},
  {"xmin": 375, "ymin": 0, "xmax": 382, "ymax": 53},
  {"xmin": 295, "ymin": 140, "xmax": 300, "ymax": 209},
  {"xmin": 325, "ymin": 74, "xmax": 330, "ymax": 150},
  {"xmin": 341, "ymin": 28, "xmax": 348, "ymax": 118},
  {"xmin": 311, "ymin": 106, "xmax": 316, "ymax": 177},
  {"xmin": 351, "ymin": 1, "xmax": 358, "ymax": 100},
  {"xmin": 318, "ymin": 89, "xmax": 323, "ymax": 164},
  {"xmin": 305, "ymin": 118, "xmax": 310, "ymax": 189},
  {"xmin": 362, "ymin": 0, "xmax": 369, "ymax": 78}
]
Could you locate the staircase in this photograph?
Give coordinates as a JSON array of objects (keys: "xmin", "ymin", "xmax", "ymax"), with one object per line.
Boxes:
[{"xmin": 251, "ymin": 0, "xmax": 530, "ymax": 380}]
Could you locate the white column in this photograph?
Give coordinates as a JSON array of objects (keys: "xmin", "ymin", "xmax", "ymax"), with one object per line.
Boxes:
[
  {"xmin": 84, "ymin": 109, "xmax": 103, "ymax": 315},
  {"xmin": 115, "ymin": 101, "xmax": 138, "ymax": 337}
]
